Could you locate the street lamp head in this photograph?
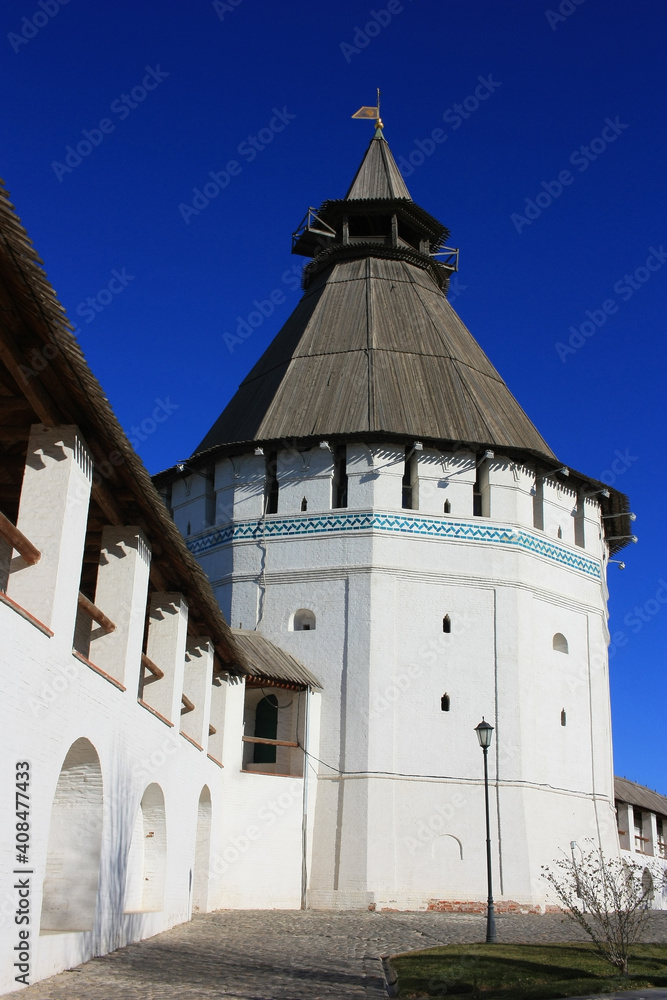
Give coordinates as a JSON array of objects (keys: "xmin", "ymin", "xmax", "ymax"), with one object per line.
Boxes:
[{"xmin": 475, "ymin": 717, "xmax": 494, "ymax": 749}]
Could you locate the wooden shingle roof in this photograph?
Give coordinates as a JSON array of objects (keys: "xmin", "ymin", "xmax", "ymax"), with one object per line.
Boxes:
[
  {"xmin": 232, "ymin": 630, "xmax": 322, "ymax": 690},
  {"xmin": 615, "ymin": 776, "xmax": 667, "ymax": 818},
  {"xmin": 0, "ymin": 178, "xmax": 247, "ymax": 672},
  {"xmin": 345, "ymin": 130, "xmax": 412, "ymax": 200},
  {"xmin": 195, "ymin": 255, "xmax": 556, "ymax": 461}
]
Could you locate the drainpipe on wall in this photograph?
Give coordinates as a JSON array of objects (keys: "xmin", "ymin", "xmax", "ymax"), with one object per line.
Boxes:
[{"xmin": 300, "ymin": 685, "xmax": 311, "ymax": 909}]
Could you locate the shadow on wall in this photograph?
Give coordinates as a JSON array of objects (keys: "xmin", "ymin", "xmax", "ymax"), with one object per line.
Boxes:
[{"xmin": 39, "ymin": 737, "xmax": 176, "ymax": 959}]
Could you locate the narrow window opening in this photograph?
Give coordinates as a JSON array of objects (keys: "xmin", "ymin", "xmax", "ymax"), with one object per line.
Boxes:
[
  {"xmin": 557, "ymin": 526, "xmax": 563, "ymax": 539},
  {"xmin": 441, "ymin": 693, "xmax": 450, "ymax": 712},
  {"xmin": 186, "ymin": 521, "xmax": 191, "ymax": 536},
  {"xmin": 333, "ymin": 445, "xmax": 348, "ymax": 508},
  {"xmin": 532, "ymin": 477, "xmax": 544, "ymax": 530},
  {"xmin": 444, "ymin": 499, "xmax": 451, "ymax": 514},
  {"xmin": 553, "ymin": 633, "xmax": 569, "ymax": 654},
  {"xmin": 473, "ymin": 473, "xmax": 482, "ymax": 516},
  {"xmin": 561, "ymin": 708, "xmax": 567, "ymax": 726},
  {"xmin": 265, "ymin": 451, "xmax": 279, "ymax": 515},
  {"xmin": 443, "ymin": 614, "xmax": 451, "ymax": 634},
  {"xmin": 473, "ymin": 458, "xmax": 489, "ymax": 516},
  {"xmin": 634, "ymin": 808, "xmax": 647, "ymax": 853},
  {"xmin": 402, "ymin": 447, "xmax": 418, "ymax": 510},
  {"xmin": 204, "ymin": 469, "xmax": 216, "ymax": 526},
  {"xmin": 574, "ymin": 488, "xmax": 586, "ymax": 547},
  {"xmin": 301, "ymin": 497, "xmax": 308, "ymax": 511},
  {"xmin": 254, "ymin": 694, "xmax": 278, "ymax": 764}
]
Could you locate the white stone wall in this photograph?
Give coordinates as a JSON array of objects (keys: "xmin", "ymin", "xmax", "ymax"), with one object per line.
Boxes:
[
  {"xmin": 0, "ymin": 425, "xmax": 314, "ymax": 996},
  {"xmin": 182, "ymin": 440, "xmax": 619, "ymax": 910}
]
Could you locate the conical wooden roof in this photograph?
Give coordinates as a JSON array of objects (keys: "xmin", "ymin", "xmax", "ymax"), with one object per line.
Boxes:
[
  {"xmin": 195, "ymin": 135, "xmax": 556, "ymax": 462},
  {"xmin": 345, "ymin": 129, "xmax": 412, "ymax": 199},
  {"xmin": 195, "ymin": 253, "xmax": 555, "ymax": 460}
]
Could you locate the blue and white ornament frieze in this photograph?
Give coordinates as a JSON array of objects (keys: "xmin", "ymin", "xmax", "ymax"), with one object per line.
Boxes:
[{"xmin": 186, "ymin": 510, "xmax": 601, "ymax": 578}]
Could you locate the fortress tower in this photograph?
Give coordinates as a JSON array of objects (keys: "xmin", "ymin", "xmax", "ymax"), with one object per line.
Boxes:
[{"xmin": 158, "ymin": 125, "xmax": 632, "ymax": 910}]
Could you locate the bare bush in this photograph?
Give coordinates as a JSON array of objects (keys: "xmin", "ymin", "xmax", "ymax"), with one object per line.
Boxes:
[{"xmin": 542, "ymin": 844, "xmax": 665, "ymax": 975}]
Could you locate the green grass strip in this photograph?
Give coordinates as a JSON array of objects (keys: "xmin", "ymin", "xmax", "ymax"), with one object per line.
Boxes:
[{"xmin": 392, "ymin": 941, "xmax": 667, "ymax": 998}]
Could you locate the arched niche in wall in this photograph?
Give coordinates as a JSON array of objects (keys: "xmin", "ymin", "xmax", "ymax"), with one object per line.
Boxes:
[
  {"xmin": 124, "ymin": 783, "xmax": 167, "ymax": 913},
  {"xmin": 192, "ymin": 786, "xmax": 212, "ymax": 914},
  {"xmin": 40, "ymin": 737, "xmax": 103, "ymax": 932},
  {"xmin": 553, "ymin": 632, "xmax": 569, "ymax": 654},
  {"xmin": 431, "ymin": 833, "xmax": 464, "ymax": 862},
  {"xmin": 291, "ymin": 608, "xmax": 316, "ymax": 631}
]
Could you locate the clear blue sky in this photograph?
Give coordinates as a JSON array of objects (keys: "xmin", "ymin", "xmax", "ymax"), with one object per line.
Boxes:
[{"xmin": 1, "ymin": 0, "xmax": 664, "ymax": 792}]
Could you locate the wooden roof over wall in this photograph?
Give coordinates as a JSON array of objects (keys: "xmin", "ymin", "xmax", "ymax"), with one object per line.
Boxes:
[
  {"xmin": 232, "ymin": 630, "xmax": 322, "ymax": 690},
  {"xmin": 0, "ymin": 179, "xmax": 246, "ymax": 671}
]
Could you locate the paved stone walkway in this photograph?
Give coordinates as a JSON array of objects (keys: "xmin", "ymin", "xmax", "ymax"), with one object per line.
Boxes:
[{"xmin": 12, "ymin": 910, "xmax": 667, "ymax": 999}]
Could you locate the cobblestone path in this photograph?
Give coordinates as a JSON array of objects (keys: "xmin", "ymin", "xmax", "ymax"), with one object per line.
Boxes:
[{"xmin": 13, "ymin": 910, "xmax": 667, "ymax": 999}]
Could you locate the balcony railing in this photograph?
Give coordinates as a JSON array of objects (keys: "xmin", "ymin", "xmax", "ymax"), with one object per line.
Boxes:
[
  {"xmin": 242, "ymin": 736, "xmax": 299, "ymax": 749},
  {"xmin": 241, "ymin": 735, "xmax": 302, "ymax": 777},
  {"xmin": 634, "ymin": 834, "xmax": 651, "ymax": 853}
]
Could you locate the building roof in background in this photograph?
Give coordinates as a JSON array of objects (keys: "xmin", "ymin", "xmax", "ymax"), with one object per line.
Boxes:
[{"xmin": 615, "ymin": 776, "xmax": 667, "ymax": 818}]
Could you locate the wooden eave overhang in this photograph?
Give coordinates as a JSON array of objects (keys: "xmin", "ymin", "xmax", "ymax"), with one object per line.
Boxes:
[
  {"xmin": 301, "ymin": 242, "xmax": 454, "ymax": 291},
  {"xmin": 0, "ymin": 179, "xmax": 247, "ymax": 673},
  {"xmin": 232, "ymin": 629, "xmax": 322, "ymax": 690},
  {"xmin": 319, "ymin": 197, "xmax": 448, "ymax": 246}
]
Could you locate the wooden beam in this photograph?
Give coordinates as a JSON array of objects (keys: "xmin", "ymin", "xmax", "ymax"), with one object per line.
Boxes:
[
  {"xmin": 0, "ymin": 509, "xmax": 40, "ymax": 565},
  {"xmin": 90, "ymin": 481, "xmax": 125, "ymax": 526},
  {"xmin": 245, "ymin": 676, "xmax": 304, "ymax": 692},
  {"xmin": 242, "ymin": 735, "xmax": 299, "ymax": 748},
  {"xmin": 0, "ymin": 397, "xmax": 34, "ymax": 418},
  {"xmin": 180, "ymin": 693, "xmax": 195, "ymax": 714},
  {"xmin": 0, "ymin": 425, "xmax": 31, "ymax": 440},
  {"xmin": 149, "ymin": 564, "xmax": 170, "ymax": 592},
  {"xmin": 77, "ymin": 591, "xmax": 115, "ymax": 633},
  {"xmin": 141, "ymin": 652, "xmax": 164, "ymax": 681},
  {"xmin": 0, "ymin": 332, "xmax": 60, "ymax": 425}
]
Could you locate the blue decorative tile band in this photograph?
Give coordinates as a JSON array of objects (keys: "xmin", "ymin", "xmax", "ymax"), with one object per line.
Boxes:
[{"xmin": 187, "ymin": 511, "xmax": 600, "ymax": 578}]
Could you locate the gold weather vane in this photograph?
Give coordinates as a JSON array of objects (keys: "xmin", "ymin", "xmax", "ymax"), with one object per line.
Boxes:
[{"xmin": 351, "ymin": 88, "xmax": 383, "ymax": 129}]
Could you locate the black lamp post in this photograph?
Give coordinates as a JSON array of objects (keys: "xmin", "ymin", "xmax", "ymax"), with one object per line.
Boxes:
[{"xmin": 475, "ymin": 717, "xmax": 497, "ymax": 944}]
